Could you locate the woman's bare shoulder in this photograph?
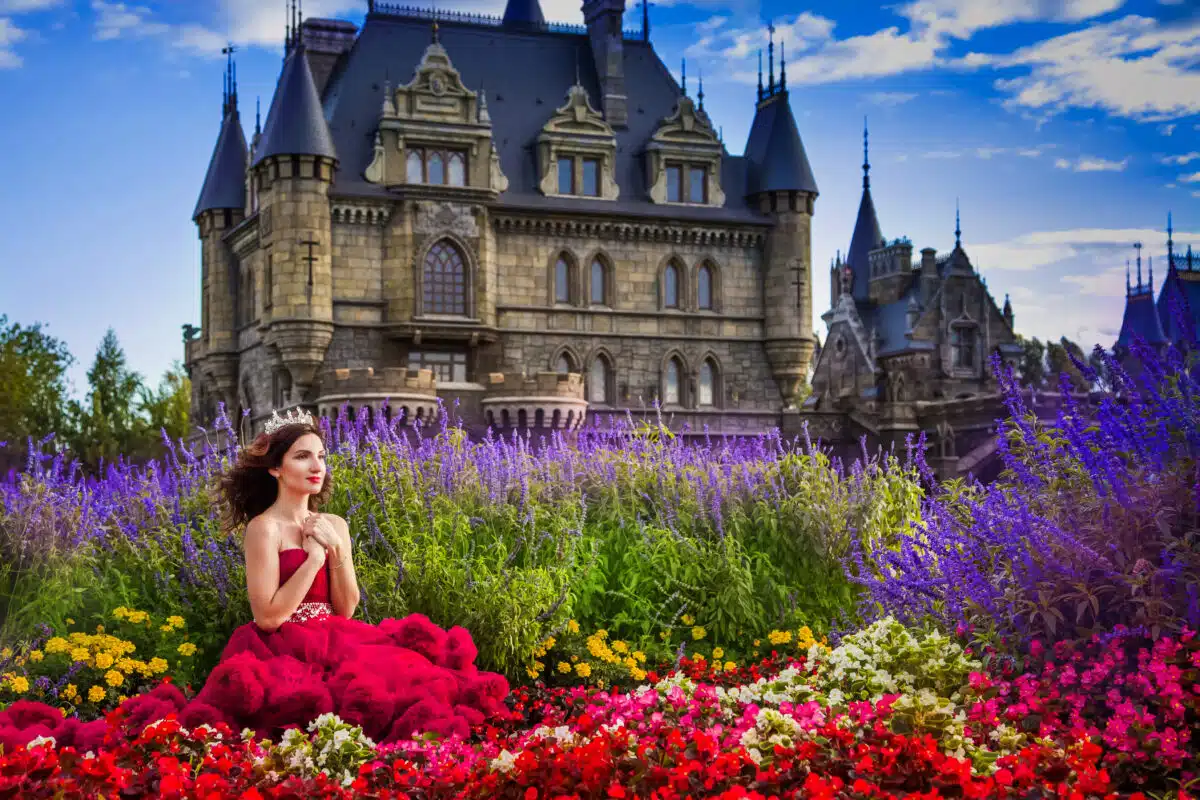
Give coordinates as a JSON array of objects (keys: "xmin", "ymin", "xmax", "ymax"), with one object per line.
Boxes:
[
  {"xmin": 319, "ymin": 512, "xmax": 350, "ymax": 535},
  {"xmin": 244, "ymin": 514, "xmax": 280, "ymax": 548}
]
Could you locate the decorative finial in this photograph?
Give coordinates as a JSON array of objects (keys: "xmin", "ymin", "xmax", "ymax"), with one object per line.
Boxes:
[
  {"xmin": 478, "ymin": 86, "xmax": 490, "ymax": 123},
  {"xmin": 431, "ymin": 19, "xmax": 439, "ymax": 43},
  {"xmin": 575, "ymin": 47, "xmax": 581, "ymax": 86},
  {"xmin": 697, "ymin": 68, "xmax": 704, "ymax": 111},
  {"xmin": 767, "ymin": 22, "xmax": 775, "ymax": 95},
  {"xmin": 263, "ymin": 408, "xmax": 316, "ymax": 436},
  {"xmin": 285, "ymin": 0, "xmax": 291, "ymax": 52},
  {"xmin": 1135, "ymin": 241, "xmax": 1143, "ymax": 290},
  {"xmin": 780, "ymin": 38, "xmax": 786, "ymax": 91},
  {"xmin": 1167, "ymin": 211, "xmax": 1175, "ymax": 266},
  {"xmin": 955, "ymin": 199, "xmax": 961, "ymax": 249},
  {"xmin": 255, "ymin": 96, "xmax": 261, "ymax": 136},
  {"xmin": 1149, "ymin": 255, "xmax": 1155, "ymax": 294},
  {"xmin": 757, "ymin": 50, "xmax": 763, "ymax": 101},
  {"xmin": 642, "ymin": 0, "xmax": 650, "ymax": 42},
  {"xmin": 863, "ymin": 116, "xmax": 870, "ymax": 191},
  {"xmin": 1126, "ymin": 259, "xmax": 1131, "ymax": 295},
  {"xmin": 681, "ymin": 57, "xmax": 686, "ymax": 95}
]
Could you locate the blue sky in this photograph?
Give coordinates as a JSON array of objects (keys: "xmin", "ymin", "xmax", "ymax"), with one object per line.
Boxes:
[{"xmin": 0, "ymin": 0, "xmax": 1197, "ymax": 396}]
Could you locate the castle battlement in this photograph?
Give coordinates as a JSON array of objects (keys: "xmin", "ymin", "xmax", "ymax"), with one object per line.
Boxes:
[
  {"xmin": 481, "ymin": 371, "xmax": 588, "ymax": 430},
  {"xmin": 321, "ymin": 366, "xmax": 437, "ymax": 394},
  {"xmin": 486, "ymin": 371, "xmax": 584, "ymax": 399}
]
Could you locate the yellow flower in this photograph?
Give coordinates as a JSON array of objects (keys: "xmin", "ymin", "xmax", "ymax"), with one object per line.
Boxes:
[
  {"xmin": 160, "ymin": 624, "xmax": 173, "ymax": 633},
  {"xmin": 87, "ymin": 685, "xmax": 106, "ymax": 703},
  {"xmin": 177, "ymin": 643, "xmax": 197, "ymax": 657},
  {"xmin": 659, "ymin": 631, "xmax": 670, "ymax": 641},
  {"xmin": 166, "ymin": 616, "xmax": 185, "ymax": 628},
  {"xmin": 116, "ymin": 658, "xmax": 137, "ymax": 673},
  {"xmin": 594, "ymin": 629, "xmax": 608, "ymax": 640},
  {"xmin": 753, "ymin": 639, "xmax": 761, "ymax": 648},
  {"xmin": 117, "ymin": 694, "xmax": 128, "ymax": 704},
  {"xmin": 29, "ymin": 650, "xmax": 44, "ymax": 663},
  {"xmin": 681, "ymin": 614, "xmax": 695, "ymax": 626},
  {"xmin": 768, "ymin": 630, "xmax": 792, "ymax": 645},
  {"xmin": 574, "ymin": 662, "xmax": 592, "ymax": 678},
  {"xmin": 148, "ymin": 657, "xmax": 169, "ymax": 675},
  {"xmin": 630, "ymin": 667, "xmax": 647, "ymax": 681},
  {"xmin": 64, "ymin": 684, "xmax": 78, "ymax": 701},
  {"xmin": 724, "ymin": 661, "xmax": 737, "ymax": 671},
  {"xmin": 94, "ymin": 652, "xmax": 114, "ymax": 669},
  {"xmin": 65, "ymin": 618, "xmax": 74, "ymax": 626},
  {"xmin": 691, "ymin": 626, "xmax": 707, "ymax": 640},
  {"xmin": 69, "ymin": 647, "xmax": 90, "ymax": 663},
  {"xmin": 104, "ymin": 670, "xmax": 124, "ymax": 688},
  {"xmin": 112, "ymin": 607, "xmax": 129, "ymax": 620},
  {"xmin": 127, "ymin": 611, "xmax": 149, "ymax": 625},
  {"xmin": 557, "ymin": 661, "xmax": 572, "ymax": 674},
  {"xmin": 44, "ymin": 637, "xmax": 68, "ymax": 655},
  {"xmin": 566, "ymin": 619, "xmax": 580, "ymax": 634},
  {"xmin": 632, "ymin": 651, "xmax": 646, "ymax": 663},
  {"xmin": 712, "ymin": 647, "xmax": 724, "ymax": 660},
  {"xmin": 0, "ymin": 648, "xmax": 11, "ymax": 659},
  {"xmin": 6, "ymin": 675, "xmax": 30, "ymax": 694},
  {"xmin": 95, "ymin": 625, "xmax": 104, "ymax": 633},
  {"xmin": 611, "ymin": 640, "xmax": 629, "ymax": 654}
]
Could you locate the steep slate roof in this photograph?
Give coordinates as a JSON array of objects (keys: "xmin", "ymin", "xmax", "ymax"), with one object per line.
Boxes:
[
  {"xmin": 1157, "ymin": 260, "xmax": 1200, "ymax": 346},
  {"xmin": 320, "ymin": 13, "xmax": 766, "ymax": 222},
  {"xmin": 1116, "ymin": 290, "xmax": 1168, "ymax": 350},
  {"xmin": 255, "ymin": 44, "xmax": 338, "ymax": 165},
  {"xmin": 194, "ymin": 106, "xmax": 248, "ymax": 219},
  {"xmin": 743, "ymin": 91, "xmax": 818, "ymax": 196},
  {"xmin": 502, "ymin": 0, "xmax": 546, "ymax": 27},
  {"xmin": 844, "ymin": 186, "xmax": 882, "ymax": 302}
]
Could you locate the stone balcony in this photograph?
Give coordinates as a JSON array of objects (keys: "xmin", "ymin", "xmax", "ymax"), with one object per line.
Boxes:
[
  {"xmin": 481, "ymin": 371, "xmax": 588, "ymax": 430},
  {"xmin": 315, "ymin": 366, "xmax": 439, "ymax": 425}
]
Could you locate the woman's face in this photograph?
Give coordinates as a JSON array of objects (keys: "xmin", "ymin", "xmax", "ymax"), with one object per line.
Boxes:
[{"xmin": 269, "ymin": 432, "xmax": 326, "ymax": 495}]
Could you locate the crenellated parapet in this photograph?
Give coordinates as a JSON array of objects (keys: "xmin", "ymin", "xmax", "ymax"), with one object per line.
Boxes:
[
  {"xmin": 315, "ymin": 366, "xmax": 440, "ymax": 423},
  {"xmin": 481, "ymin": 371, "xmax": 588, "ymax": 430}
]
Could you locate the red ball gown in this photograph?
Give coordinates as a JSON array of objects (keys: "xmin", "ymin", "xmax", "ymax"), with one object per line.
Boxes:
[{"xmin": 172, "ymin": 548, "xmax": 510, "ymax": 743}]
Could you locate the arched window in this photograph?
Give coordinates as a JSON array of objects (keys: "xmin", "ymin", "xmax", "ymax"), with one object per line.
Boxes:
[
  {"xmin": 428, "ymin": 152, "xmax": 445, "ymax": 185},
  {"xmin": 663, "ymin": 357, "xmax": 681, "ymax": 405},
  {"xmin": 951, "ymin": 325, "xmax": 977, "ymax": 368},
  {"xmin": 406, "ymin": 151, "xmax": 423, "ymax": 183},
  {"xmin": 588, "ymin": 356, "xmax": 610, "ymax": 404},
  {"xmin": 423, "ymin": 240, "xmax": 467, "ymax": 315},
  {"xmin": 590, "ymin": 258, "xmax": 607, "ymax": 305},
  {"xmin": 555, "ymin": 256, "xmax": 572, "ymax": 304},
  {"xmin": 447, "ymin": 152, "xmax": 465, "ymax": 186},
  {"xmin": 556, "ymin": 354, "xmax": 572, "ymax": 374},
  {"xmin": 663, "ymin": 263, "xmax": 679, "ymax": 308},
  {"xmin": 699, "ymin": 359, "xmax": 716, "ymax": 406},
  {"xmin": 697, "ymin": 265, "xmax": 713, "ymax": 310}
]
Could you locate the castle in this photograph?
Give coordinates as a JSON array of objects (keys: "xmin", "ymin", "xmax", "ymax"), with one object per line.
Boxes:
[
  {"xmin": 183, "ymin": 0, "xmax": 1029, "ymax": 479},
  {"xmin": 1113, "ymin": 216, "xmax": 1198, "ymax": 361}
]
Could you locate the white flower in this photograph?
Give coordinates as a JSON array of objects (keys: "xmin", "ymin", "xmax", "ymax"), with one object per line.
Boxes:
[
  {"xmin": 490, "ymin": 749, "xmax": 518, "ymax": 773},
  {"xmin": 26, "ymin": 735, "xmax": 55, "ymax": 749}
]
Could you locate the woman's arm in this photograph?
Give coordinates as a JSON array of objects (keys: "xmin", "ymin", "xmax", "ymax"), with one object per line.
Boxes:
[
  {"xmin": 244, "ymin": 517, "xmax": 325, "ymax": 632},
  {"xmin": 325, "ymin": 515, "xmax": 361, "ymax": 619}
]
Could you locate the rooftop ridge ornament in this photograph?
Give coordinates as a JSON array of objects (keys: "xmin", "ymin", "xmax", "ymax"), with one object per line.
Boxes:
[{"xmin": 264, "ymin": 408, "xmax": 315, "ymax": 435}]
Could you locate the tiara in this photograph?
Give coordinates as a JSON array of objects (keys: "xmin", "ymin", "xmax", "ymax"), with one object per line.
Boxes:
[{"xmin": 263, "ymin": 408, "xmax": 315, "ymax": 436}]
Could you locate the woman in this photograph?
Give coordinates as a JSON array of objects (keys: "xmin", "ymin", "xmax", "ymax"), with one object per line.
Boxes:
[{"xmin": 166, "ymin": 411, "xmax": 510, "ymax": 743}]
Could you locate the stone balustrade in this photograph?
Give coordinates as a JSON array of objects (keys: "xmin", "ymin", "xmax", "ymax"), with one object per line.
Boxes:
[
  {"xmin": 481, "ymin": 371, "xmax": 588, "ymax": 430},
  {"xmin": 315, "ymin": 366, "xmax": 440, "ymax": 424}
]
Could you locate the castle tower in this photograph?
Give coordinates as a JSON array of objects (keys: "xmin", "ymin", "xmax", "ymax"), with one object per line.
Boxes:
[
  {"xmin": 743, "ymin": 32, "xmax": 818, "ymax": 404},
  {"xmin": 1115, "ymin": 243, "xmax": 1168, "ymax": 359},
  {"xmin": 843, "ymin": 117, "xmax": 883, "ymax": 304},
  {"xmin": 502, "ymin": 0, "xmax": 546, "ymax": 27},
  {"xmin": 252, "ymin": 41, "xmax": 339, "ymax": 406},
  {"xmin": 191, "ymin": 47, "xmax": 249, "ymax": 419}
]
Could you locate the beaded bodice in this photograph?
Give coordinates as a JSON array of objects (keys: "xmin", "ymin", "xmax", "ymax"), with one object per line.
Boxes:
[{"xmin": 278, "ymin": 548, "xmax": 332, "ymax": 624}]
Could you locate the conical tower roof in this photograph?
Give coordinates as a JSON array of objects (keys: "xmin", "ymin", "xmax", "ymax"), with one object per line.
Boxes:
[
  {"xmin": 502, "ymin": 0, "xmax": 546, "ymax": 27},
  {"xmin": 194, "ymin": 107, "xmax": 249, "ymax": 219},
  {"xmin": 254, "ymin": 43, "xmax": 337, "ymax": 166},
  {"xmin": 843, "ymin": 120, "xmax": 882, "ymax": 302},
  {"xmin": 743, "ymin": 92, "xmax": 817, "ymax": 196}
]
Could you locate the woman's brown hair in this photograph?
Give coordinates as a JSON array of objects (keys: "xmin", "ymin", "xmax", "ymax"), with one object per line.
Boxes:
[{"xmin": 218, "ymin": 422, "xmax": 332, "ymax": 534}]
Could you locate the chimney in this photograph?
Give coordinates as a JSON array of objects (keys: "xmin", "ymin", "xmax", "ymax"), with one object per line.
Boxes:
[
  {"xmin": 581, "ymin": 0, "xmax": 628, "ymax": 127},
  {"xmin": 300, "ymin": 18, "xmax": 359, "ymax": 96}
]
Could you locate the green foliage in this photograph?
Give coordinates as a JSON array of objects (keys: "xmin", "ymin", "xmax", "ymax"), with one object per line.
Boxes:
[
  {"xmin": 0, "ymin": 315, "xmax": 74, "ymax": 466},
  {"xmin": 65, "ymin": 328, "xmax": 147, "ymax": 468}
]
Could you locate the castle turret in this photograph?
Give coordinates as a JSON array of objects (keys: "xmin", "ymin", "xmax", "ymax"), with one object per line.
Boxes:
[
  {"xmin": 253, "ymin": 41, "xmax": 339, "ymax": 406},
  {"xmin": 191, "ymin": 48, "xmax": 249, "ymax": 421},
  {"xmin": 1115, "ymin": 243, "xmax": 1168, "ymax": 357},
  {"xmin": 844, "ymin": 118, "xmax": 883, "ymax": 303},
  {"xmin": 743, "ymin": 32, "xmax": 818, "ymax": 405},
  {"xmin": 1002, "ymin": 293, "xmax": 1014, "ymax": 329},
  {"xmin": 502, "ymin": 0, "xmax": 546, "ymax": 28}
]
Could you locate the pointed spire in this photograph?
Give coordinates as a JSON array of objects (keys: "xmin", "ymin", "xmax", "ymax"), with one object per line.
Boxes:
[
  {"xmin": 195, "ymin": 58, "xmax": 249, "ymax": 218},
  {"xmin": 780, "ymin": 38, "xmax": 786, "ymax": 92},
  {"xmin": 757, "ymin": 50, "xmax": 763, "ymax": 101},
  {"xmin": 254, "ymin": 39, "xmax": 337, "ymax": 165},
  {"xmin": 955, "ymin": 199, "xmax": 961, "ymax": 249},
  {"xmin": 1149, "ymin": 255, "xmax": 1155, "ymax": 294},
  {"xmin": 1167, "ymin": 211, "xmax": 1175, "ymax": 268},
  {"xmin": 681, "ymin": 57, "xmax": 686, "ymax": 95},
  {"xmin": 285, "ymin": 0, "xmax": 291, "ymax": 53},
  {"xmin": 1126, "ymin": 259, "xmax": 1131, "ymax": 295},
  {"xmin": 642, "ymin": 0, "xmax": 650, "ymax": 42},
  {"xmin": 767, "ymin": 23, "xmax": 775, "ymax": 95},
  {"xmin": 697, "ymin": 68, "xmax": 704, "ymax": 111},
  {"xmin": 254, "ymin": 96, "xmax": 261, "ymax": 136},
  {"xmin": 862, "ymin": 116, "xmax": 870, "ymax": 191},
  {"xmin": 1135, "ymin": 241, "xmax": 1143, "ymax": 290},
  {"xmin": 1189, "ymin": 244, "xmax": 1195, "ymax": 272}
]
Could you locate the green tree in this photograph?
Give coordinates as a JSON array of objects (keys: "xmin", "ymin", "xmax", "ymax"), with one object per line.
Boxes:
[
  {"xmin": 68, "ymin": 329, "xmax": 145, "ymax": 468},
  {"xmin": 1016, "ymin": 335, "xmax": 1046, "ymax": 389},
  {"xmin": 136, "ymin": 360, "xmax": 191, "ymax": 452},
  {"xmin": 0, "ymin": 315, "xmax": 75, "ymax": 464},
  {"xmin": 1046, "ymin": 337, "xmax": 1091, "ymax": 392}
]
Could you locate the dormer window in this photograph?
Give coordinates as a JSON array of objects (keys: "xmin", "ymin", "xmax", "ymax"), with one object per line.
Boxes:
[
  {"xmin": 537, "ymin": 84, "xmax": 619, "ymax": 200},
  {"xmin": 407, "ymin": 147, "xmax": 467, "ymax": 186},
  {"xmin": 556, "ymin": 155, "xmax": 602, "ymax": 197},
  {"xmin": 665, "ymin": 163, "xmax": 708, "ymax": 204},
  {"xmin": 646, "ymin": 95, "xmax": 724, "ymax": 206}
]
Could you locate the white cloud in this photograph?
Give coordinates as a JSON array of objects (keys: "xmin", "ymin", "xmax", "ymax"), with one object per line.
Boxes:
[
  {"xmin": 1061, "ymin": 265, "xmax": 1129, "ymax": 297},
  {"xmin": 91, "ymin": 1, "xmax": 167, "ymax": 41},
  {"xmin": 1054, "ymin": 154, "xmax": 1129, "ymax": 171},
  {"xmin": 1159, "ymin": 122, "xmax": 1176, "ymax": 135},
  {"xmin": 1018, "ymin": 146, "xmax": 1047, "ymax": 156},
  {"xmin": 970, "ymin": 226, "xmax": 1187, "ymax": 272},
  {"xmin": 866, "ymin": 90, "xmax": 917, "ymax": 106},
  {"xmin": 0, "ymin": 0, "xmax": 61, "ymax": 11},
  {"xmin": 987, "ymin": 14, "xmax": 1200, "ymax": 121},
  {"xmin": 1166, "ymin": 182, "xmax": 1178, "ymax": 188},
  {"xmin": 1161, "ymin": 151, "xmax": 1200, "ymax": 165},
  {"xmin": 1181, "ymin": 171, "xmax": 1200, "ymax": 183},
  {"xmin": 1194, "ymin": 190, "xmax": 1200, "ymax": 198},
  {"xmin": 922, "ymin": 149, "xmax": 963, "ymax": 158},
  {"xmin": 975, "ymin": 146, "xmax": 1008, "ymax": 158},
  {"xmin": 0, "ymin": 17, "xmax": 26, "ymax": 67}
]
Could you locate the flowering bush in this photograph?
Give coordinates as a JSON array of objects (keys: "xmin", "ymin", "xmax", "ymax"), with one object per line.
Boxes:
[
  {"xmin": 0, "ymin": 608, "xmax": 198, "ymax": 719},
  {"xmin": 854, "ymin": 342, "xmax": 1200, "ymax": 651}
]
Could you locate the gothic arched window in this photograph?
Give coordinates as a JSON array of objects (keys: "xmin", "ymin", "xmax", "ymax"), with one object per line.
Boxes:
[
  {"xmin": 663, "ymin": 263, "xmax": 679, "ymax": 308},
  {"xmin": 698, "ymin": 359, "xmax": 717, "ymax": 406},
  {"xmin": 447, "ymin": 152, "xmax": 465, "ymax": 186},
  {"xmin": 556, "ymin": 354, "xmax": 572, "ymax": 374},
  {"xmin": 423, "ymin": 240, "xmax": 468, "ymax": 316},
  {"xmin": 555, "ymin": 255, "xmax": 572, "ymax": 304},
  {"xmin": 428, "ymin": 152, "xmax": 445, "ymax": 185},
  {"xmin": 406, "ymin": 151, "xmax": 423, "ymax": 183},
  {"xmin": 697, "ymin": 264, "xmax": 713, "ymax": 310},
  {"xmin": 588, "ymin": 356, "xmax": 611, "ymax": 404},
  {"xmin": 590, "ymin": 258, "xmax": 607, "ymax": 305},
  {"xmin": 663, "ymin": 357, "xmax": 682, "ymax": 405}
]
